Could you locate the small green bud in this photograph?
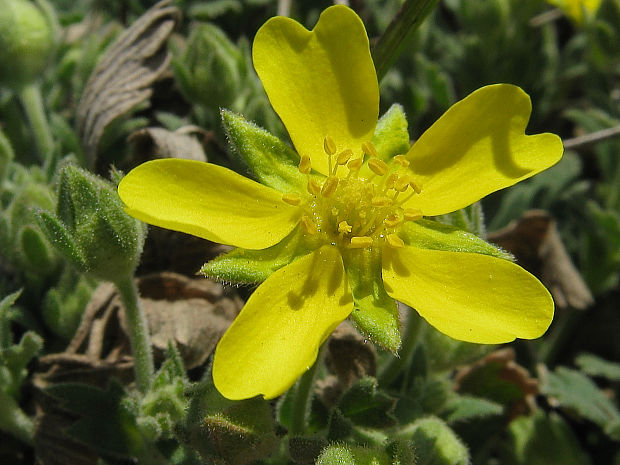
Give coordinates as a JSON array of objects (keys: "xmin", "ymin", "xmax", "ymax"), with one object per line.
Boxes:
[
  {"xmin": 316, "ymin": 444, "xmax": 392, "ymax": 465},
  {"xmin": 38, "ymin": 165, "xmax": 146, "ymax": 282},
  {"xmin": 174, "ymin": 23, "xmax": 243, "ymax": 110},
  {"xmin": 0, "ymin": 0, "xmax": 56, "ymax": 89}
]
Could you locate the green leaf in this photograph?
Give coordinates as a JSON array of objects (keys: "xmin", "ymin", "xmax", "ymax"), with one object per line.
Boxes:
[
  {"xmin": 0, "ymin": 290, "xmax": 22, "ymax": 349},
  {"xmin": 542, "ymin": 366, "xmax": 620, "ymax": 438},
  {"xmin": 342, "ymin": 248, "xmax": 401, "ymax": 353},
  {"xmin": 338, "ymin": 377, "xmax": 397, "ymax": 429},
  {"xmin": 400, "ymin": 219, "xmax": 513, "ymax": 260},
  {"xmin": 575, "ymin": 353, "xmax": 620, "ymax": 382},
  {"xmin": 222, "ymin": 109, "xmax": 310, "ymax": 193},
  {"xmin": 1, "ymin": 331, "xmax": 42, "ymax": 398},
  {"xmin": 45, "ymin": 381, "xmax": 148, "ymax": 458},
  {"xmin": 20, "ymin": 225, "xmax": 52, "ymax": 269},
  {"xmin": 508, "ymin": 411, "xmax": 591, "ymax": 465},
  {"xmin": 372, "ymin": 104, "xmax": 411, "ymax": 162},
  {"xmin": 201, "ymin": 226, "xmax": 312, "ymax": 283},
  {"xmin": 441, "ymin": 394, "xmax": 503, "ymax": 424},
  {"xmin": 397, "ymin": 416, "xmax": 469, "ymax": 465}
]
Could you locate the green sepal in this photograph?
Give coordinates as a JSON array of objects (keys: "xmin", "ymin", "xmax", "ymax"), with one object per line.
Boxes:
[
  {"xmin": 201, "ymin": 226, "xmax": 313, "ymax": 283},
  {"xmin": 342, "ymin": 248, "xmax": 401, "ymax": 353},
  {"xmin": 36, "ymin": 210, "xmax": 87, "ymax": 270},
  {"xmin": 372, "ymin": 104, "xmax": 411, "ymax": 162},
  {"xmin": 222, "ymin": 109, "xmax": 313, "ymax": 193},
  {"xmin": 337, "ymin": 377, "xmax": 398, "ymax": 429},
  {"xmin": 396, "ymin": 417, "xmax": 470, "ymax": 465},
  {"xmin": 399, "ymin": 219, "xmax": 513, "ymax": 260}
]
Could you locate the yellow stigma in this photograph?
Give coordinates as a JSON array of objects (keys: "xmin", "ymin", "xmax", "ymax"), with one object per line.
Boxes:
[
  {"xmin": 298, "ymin": 154, "xmax": 312, "ymax": 174},
  {"xmin": 338, "ymin": 220, "xmax": 352, "ymax": 234},
  {"xmin": 282, "ymin": 193, "xmax": 301, "ymax": 206},
  {"xmin": 323, "ymin": 135, "xmax": 337, "ymax": 155},
  {"xmin": 350, "ymin": 236, "xmax": 373, "ymax": 248},
  {"xmin": 361, "ymin": 141, "xmax": 378, "ymax": 158}
]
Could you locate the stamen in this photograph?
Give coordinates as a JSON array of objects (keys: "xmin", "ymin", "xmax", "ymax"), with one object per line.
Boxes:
[
  {"xmin": 321, "ymin": 176, "xmax": 339, "ymax": 197},
  {"xmin": 362, "ymin": 141, "xmax": 378, "ymax": 158},
  {"xmin": 347, "ymin": 157, "xmax": 363, "ymax": 172},
  {"xmin": 384, "ymin": 213, "xmax": 402, "ymax": 228},
  {"xmin": 281, "ymin": 193, "xmax": 301, "ymax": 206},
  {"xmin": 410, "ymin": 180, "xmax": 422, "ymax": 194},
  {"xmin": 336, "ymin": 149, "xmax": 353, "ymax": 165},
  {"xmin": 393, "ymin": 155, "xmax": 410, "ymax": 167},
  {"xmin": 386, "ymin": 233, "xmax": 405, "ymax": 248},
  {"xmin": 307, "ymin": 179, "xmax": 321, "ymax": 196},
  {"xmin": 298, "ymin": 154, "xmax": 312, "ymax": 174},
  {"xmin": 323, "ymin": 135, "xmax": 337, "ymax": 155},
  {"xmin": 350, "ymin": 236, "xmax": 373, "ymax": 248},
  {"xmin": 338, "ymin": 221, "xmax": 352, "ymax": 234},
  {"xmin": 384, "ymin": 173, "xmax": 398, "ymax": 190},
  {"xmin": 403, "ymin": 208, "xmax": 423, "ymax": 221},
  {"xmin": 368, "ymin": 158, "xmax": 389, "ymax": 176},
  {"xmin": 371, "ymin": 195, "xmax": 392, "ymax": 207},
  {"xmin": 394, "ymin": 174, "xmax": 412, "ymax": 192},
  {"xmin": 301, "ymin": 215, "xmax": 317, "ymax": 235}
]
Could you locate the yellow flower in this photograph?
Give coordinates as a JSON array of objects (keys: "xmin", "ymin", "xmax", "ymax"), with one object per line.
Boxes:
[
  {"xmin": 548, "ymin": 0, "xmax": 601, "ymax": 23},
  {"xmin": 118, "ymin": 6, "xmax": 563, "ymax": 400}
]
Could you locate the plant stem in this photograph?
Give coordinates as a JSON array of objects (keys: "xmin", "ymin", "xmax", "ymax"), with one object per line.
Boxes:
[
  {"xmin": 371, "ymin": 0, "xmax": 439, "ymax": 82},
  {"xmin": 378, "ymin": 311, "xmax": 424, "ymax": 387},
  {"xmin": 289, "ymin": 346, "xmax": 324, "ymax": 435},
  {"xmin": 0, "ymin": 390, "xmax": 35, "ymax": 446},
  {"xmin": 115, "ymin": 276, "xmax": 154, "ymax": 394},
  {"xmin": 16, "ymin": 82, "xmax": 54, "ymax": 163}
]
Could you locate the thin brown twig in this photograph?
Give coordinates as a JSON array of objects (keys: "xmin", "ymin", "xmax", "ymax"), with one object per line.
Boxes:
[{"xmin": 563, "ymin": 125, "xmax": 620, "ymax": 150}]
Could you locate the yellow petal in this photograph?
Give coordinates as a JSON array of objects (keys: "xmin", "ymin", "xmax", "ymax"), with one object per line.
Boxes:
[
  {"xmin": 403, "ymin": 85, "xmax": 563, "ymax": 216},
  {"xmin": 213, "ymin": 246, "xmax": 353, "ymax": 400},
  {"xmin": 118, "ymin": 159, "xmax": 299, "ymax": 250},
  {"xmin": 382, "ymin": 246, "xmax": 553, "ymax": 343},
  {"xmin": 252, "ymin": 5, "xmax": 379, "ymax": 176}
]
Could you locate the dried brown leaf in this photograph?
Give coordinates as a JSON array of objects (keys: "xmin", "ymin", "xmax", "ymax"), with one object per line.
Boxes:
[
  {"xmin": 488, "ymin": 210, "xmax": 593, "ymax": 310},
  {"xmin": 76, "ymin": 0, "xmax": 180, "ymax": 166},
  {"xmin": 129, "ymin": 126, "xmax": 207, "ymax": 163}
]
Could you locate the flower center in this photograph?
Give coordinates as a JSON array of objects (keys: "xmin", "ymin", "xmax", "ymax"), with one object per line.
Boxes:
[{"xmin": 282, "ymin": 136, "xmax": 424, "ymax": 250}]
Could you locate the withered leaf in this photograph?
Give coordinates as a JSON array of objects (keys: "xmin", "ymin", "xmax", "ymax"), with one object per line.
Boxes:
[
  {"xmin": 129, "ymin": 126, "xmax": 207, "ymax": 164},
  {"xmin": 488, "ymin": 210, "xmax": 593, "ymax": 310},
  {"xmin": 76, "ymin": 0, "xmax": 180, "ymax": 166}
]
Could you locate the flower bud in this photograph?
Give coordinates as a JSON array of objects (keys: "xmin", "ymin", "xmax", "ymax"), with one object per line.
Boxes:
[
  {"xmin": 0, "ymin": 0, "xmax": 57, "ymax": 89},
  {"xmin": 38, "ymin": 165, "xmax": 146, "ymax": 282}
]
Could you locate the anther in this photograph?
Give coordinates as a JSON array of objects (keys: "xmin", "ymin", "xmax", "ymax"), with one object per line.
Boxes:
[
  {"xmin": 321, "ymin": 176, "xmax": 339, "ymax": 197},
  {"xmin": 307, "ymin": 179, "xmax": 321, "ymax": 196},
  {"xmin": 386, "ymin": 234, "xmax": 405, "ymax": 248},
  {"xmin": 336, "ymin": 149, "xmax": 353, "ymax": 165},
  {"xmin": 410, "ymin": 180, "xmax": 422, "ymax": 194},
  {"xmin": 350, "ymin": 236, "xmax": 373, "ymax": 248},
  {"xmin": 394, "ymin": 174, "xmax": 412, "ymax": 192},
  {"xmin": 347, "ymin": 157, "xmax": 363, "ymax": 171},
  {"xmin": 393, "ymin": 155, "xmax": 410, "ymax": 167},
  {"xmin": 368, "ymin": 158, "xmax": 389, "ymax": 176},
  {"xmin": 338, "ymin": 221, "xmax": 352, "ymax": 234},
  {"xmin": 361, "ymin": 141, "xmax": 378, "ymax": 158},
  {"xmin": 298, "ymin": 154, "xmax": 312, "ymax": 174},
  {"xmin": 384, "ymin": 213, "xmax": 402, "ymax": 228},
  {"xmin": 281, "ymin": 193, "xmax": 301, "ymax": 206},
  {"xmin": 403, "ymin": 208, "xmax": 423, "ymax": 221},
  {"xmin": 385, "ymin": 173, "xmax": 398, "ymax": 189},
  {"xmin": 301, "ymin": 215, "xmax": 317, "ymax": 235},
  {"xmin": 371, "ymin": 195, "xmax": 392, "ymax": 207},
  {"xmin": 323, "ymin": 135, "xmax": 337, "ymax": 155}
]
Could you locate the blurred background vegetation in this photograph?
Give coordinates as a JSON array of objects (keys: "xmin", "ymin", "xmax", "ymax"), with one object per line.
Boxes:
[{"xmin": 1, "ymin": 0, "xmax": 620, "ymax": 464}]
